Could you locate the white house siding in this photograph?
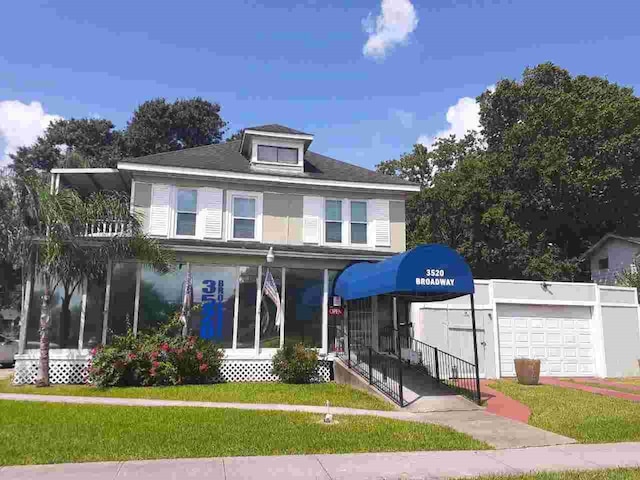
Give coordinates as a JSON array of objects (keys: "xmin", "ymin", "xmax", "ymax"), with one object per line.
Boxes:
[
  {"xmin": 412, "ymin": 280, "xmax": 640, "ymax": 379},
  {"xmin": 590, "ymin": 238, "xmax": 640, "ymax": 285}
]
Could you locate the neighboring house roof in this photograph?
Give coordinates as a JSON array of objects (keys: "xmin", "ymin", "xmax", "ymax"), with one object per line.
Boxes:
[
  {"xmin": 119, "ymin": 139, "xmax": 417, "ymax": 188},
  {"xmin": 583, "ymin": 233, "xmax": 640, "ymax": 259},
  {"xmin": 244, "ymin": 124, "xmax": 311, "ymax": 136}
]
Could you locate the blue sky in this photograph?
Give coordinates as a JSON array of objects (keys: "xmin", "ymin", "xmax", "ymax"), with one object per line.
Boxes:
[{"xmin": 1, "ymin": 0, "xmax": 640, "ymax": 169}]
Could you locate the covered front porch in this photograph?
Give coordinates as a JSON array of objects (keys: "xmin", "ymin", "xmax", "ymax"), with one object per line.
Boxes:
[{"xmin": 334, "ymin": 244, "xmax": 482, "ymax": 407}]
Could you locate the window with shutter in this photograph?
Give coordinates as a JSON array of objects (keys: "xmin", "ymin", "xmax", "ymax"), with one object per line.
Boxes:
[
  {"xmin": 303, "ymin": 196, "xmax": 323, "ymax": 244},
  {"xmin": 149, "ymin": 184, "xmax": 171, "ymax": 236}
]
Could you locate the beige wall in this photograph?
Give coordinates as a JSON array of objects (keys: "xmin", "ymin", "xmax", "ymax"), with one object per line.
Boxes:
[
  {"xmin": 262, "ymin": 192, "xmax": 303, "ymax": 245},
  {"xmin": 133, "ymin": 176, "xmax": 408, "ymax": 253},
  {"xmin": 390, "ymin": 200, "xmax": 406, "ymax": 252}
]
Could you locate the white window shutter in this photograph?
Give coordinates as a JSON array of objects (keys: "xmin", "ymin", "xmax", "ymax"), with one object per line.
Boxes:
[
  {"xmin": 149, "ymin": 184, "xmax": 171, "ymax": 237},
  {"xmin": 197, "ymin": 188, "xmax": 223, "ymax": 239},
  {"xmin": 371, "ymin": 199, "xmax": 390, "ymax": 247},
  {"xmin": 303, "ymin": 196, "xmax": 323, "ymax": 244}
]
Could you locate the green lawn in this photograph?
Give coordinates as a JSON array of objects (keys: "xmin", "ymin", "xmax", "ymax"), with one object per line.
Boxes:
[
  {"xmin": 0, "ymin": 379, "xmax": 393, "ymax": 411},
  {"xmin": 469, "ymin": 469, "xmax": 640, "ymax": 480},
  {"xmin": 490, "ymin": 380, "xmax": 640, "ymax": 443},
  {"xmin": 0, "ymin": 400, "xmax": 489, "ymax": 465}
]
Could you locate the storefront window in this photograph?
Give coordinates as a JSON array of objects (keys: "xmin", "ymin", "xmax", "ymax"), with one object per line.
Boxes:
[
  {"xmin": 236, "ymin": 266, "xmax": 258, "ymax": 348},
  {"xmin": 107, "ymin": 263, "xmax": 137, "ymax": 340},
  {"xmin": 189, "ymin": 265, "xmax": 237, "ymax": 348},
  {"xmin": 260, "ymin": 268, "xmax": 283, "ymax": 348},
  {"xmin": 138, "ymin": 267, "xmax": 183, "ymax": 332},
  {"xmin": 27, "ymin": 277, "xmax": 83, "ymax": 349},
  {"xmin": 83, "ymin": 280, "xmax": 105, "ymax": 349},
  {"xmin": 285, "ymin": 268, "xmax": 323, "ymax": 348}
]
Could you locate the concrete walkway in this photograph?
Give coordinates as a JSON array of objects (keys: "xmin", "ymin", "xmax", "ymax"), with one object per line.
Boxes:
[
  {"xmin": 0, "ymin": 392, "xmax": 574, "ymax": 449},
  {"xmin": 2, "ymin": 443, "xmax": 639, "ymax": 479}
]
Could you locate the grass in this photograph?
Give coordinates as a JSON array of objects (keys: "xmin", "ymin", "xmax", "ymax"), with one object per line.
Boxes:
[
  {"xmin": 490, "ymin": 380, "xmax": 640, "ymax": 443},
  {"xmin": 0, "ymin": 378, "xmax": 393, "ymax": 411},
  {"xmin": 608, "ymin": 378, "xmax": 640, "ymax": 386},
  {"xmin": 0, "ymin": 400, "xmax": 489, "ymax": 465},
  {"xmin": 468, "ymin": 469, "xmax": 640, "ymax": 480}
]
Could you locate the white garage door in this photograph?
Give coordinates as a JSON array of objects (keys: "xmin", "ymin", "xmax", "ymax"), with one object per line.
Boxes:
[{"xmin": 498, "ymin": 305, "xmax": 595, "ymax": 377}]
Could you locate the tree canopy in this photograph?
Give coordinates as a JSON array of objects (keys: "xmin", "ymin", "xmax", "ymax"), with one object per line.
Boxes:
[
  {"xmin": 378, "ymin": 63, "xmax": 640, "ymax": 281},
  {"xmin": 10, "ymin": 97, "xmax": 227, "ymax": 174}
]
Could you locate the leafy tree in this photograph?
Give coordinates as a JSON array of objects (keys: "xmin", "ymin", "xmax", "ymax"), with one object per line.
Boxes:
[
  {"xmin": 379, "ymin": 63, "xmax": 640, "ymax": 281},
  {"xmin": 16, "ymin": 175, "xmax": 172, "ymax": 386},
  {"xmin": 11, "ymin": 119, "xmax": 122, "ymax": 174},
  {"xmin": 124, "ymin": 98, "xmax": 227, "ymax": 157},
  {"xmin": 225, "ymin": 129, "xmax": 244, "ymax": 142}
]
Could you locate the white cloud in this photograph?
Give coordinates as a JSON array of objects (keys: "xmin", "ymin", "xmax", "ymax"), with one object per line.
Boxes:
[
  {"xmin": 363, "ymin": 0, "xmax": 418, "ymax": 59},
  {"xmin": 417, "ymin": 86, "xmax": 496, "ymax": 148},
  {"xmin": 0, "ymin": 100, "xmax": 62, "ymax": 165}
]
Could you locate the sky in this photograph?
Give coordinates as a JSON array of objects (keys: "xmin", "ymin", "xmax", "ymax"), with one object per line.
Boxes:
[{"xmin": 1, "ymin": 0, "xmax": 640, "ymax": 169}]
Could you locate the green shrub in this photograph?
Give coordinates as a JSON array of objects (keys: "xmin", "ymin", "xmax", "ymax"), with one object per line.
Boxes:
[
  {"xmin": 271, "ymin": 343, "xmax": 319, "ymax": 384},
  {"xmin": 88, "ymin": 319, "xmax": 224, "ymax": 387}
]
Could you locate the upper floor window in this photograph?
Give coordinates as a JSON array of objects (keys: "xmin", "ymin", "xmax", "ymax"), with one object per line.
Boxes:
[
  {"xmin": 325, "ymin": 199, "xmax": 342, "ymax": 243},
  {"xmin": 350, "ymin": 201, "xmax": 367, "ymax": 244},
  {"xmin": 598, "ymin": 257, "xmax": 609, "ymax": 270},
  {"xmin": 233, "ymin": 196, "xmax": 257, "ymax": 239},
  {"xmin": 176, "ymin": 189, "xmax": 197, "ymax": 236},
  {"xmin": 257, "ymin": 145, "xmax": 298, "ymax": 164}
]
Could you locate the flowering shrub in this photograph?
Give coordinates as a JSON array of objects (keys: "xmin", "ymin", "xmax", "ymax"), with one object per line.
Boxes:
[
  {"xmin": 88, "ymin": 319, "xmax": 224, "ymax": 387},
  {"xmin": 271, "ymin": 343, "xmax": 318, "ymax": 384}
]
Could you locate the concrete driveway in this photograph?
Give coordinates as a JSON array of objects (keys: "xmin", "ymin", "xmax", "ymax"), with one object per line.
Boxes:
[{"xmin": 0, "ymin": 367, "xmax": 13, "ymax": 381}]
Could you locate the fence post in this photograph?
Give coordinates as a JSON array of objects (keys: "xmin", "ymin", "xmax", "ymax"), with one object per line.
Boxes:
[
  {"xmin": 434, "ymin": 347, "xmax": 440, "ymax": 382},
  {"xmin": 368, "ymin": 347, "xmax": 373, "ymax": 384}
]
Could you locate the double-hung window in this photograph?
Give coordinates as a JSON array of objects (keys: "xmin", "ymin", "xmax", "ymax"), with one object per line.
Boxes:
[
  {"xmin": 257, "ymin": 145, "xmax": 298, "ymax": 164},
  {"xmin": 176, "ymin": 189, "xmax": 197, "ymax": 236},
  {"xmin": 325, "ymin": 199, "xmax": 342, "ymax": 243},
  {"xmin": 350, "ymin": 201, "xmax": 367, "ymax": 244},
  {"xmin": 232, "ymin": 196, "xmax": 257, "ymax": 239}
]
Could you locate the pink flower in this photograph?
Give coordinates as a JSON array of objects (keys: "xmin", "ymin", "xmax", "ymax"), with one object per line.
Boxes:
[
  {"xmin": 149, "ymin": 368, "xmax": 156, "ymax": 377},
  {"xmin": 150, "ymin": 351, "xmax": 159, "ymax": 360},
  {"xmin": 127, "ymin": 353, "xmax": 137, "ymax": 360},
  {"xmin": 90, "ymin": 347, "xmax": 98, "ymax": 356},
  {"xmin": 161, "ymin": 343, "xmax": 170, "ymax": 352},
  {"xmin": 152, "ymin": 361, "xmax": 160, "ymax": 368},
  {"xmin": 188, "ymin": 336, "xmax": 197, "ymax": 345},
  {"xmin": 199, "ymin": 364, "xmax": 209, "ymax": 373},
  {"xmin": 196, "ymin": 351, "xmax": 204, "ymax": 361}
]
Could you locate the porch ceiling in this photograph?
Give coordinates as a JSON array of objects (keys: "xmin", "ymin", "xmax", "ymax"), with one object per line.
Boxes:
[{"xmin": 52, "ymin": 168, "xmax": 131, "ymax": 195}]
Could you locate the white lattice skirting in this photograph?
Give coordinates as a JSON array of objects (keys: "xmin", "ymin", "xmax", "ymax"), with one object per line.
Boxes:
[{"xmin": 13, "ymin": 357, "xmax": 333, "ymax": 385}]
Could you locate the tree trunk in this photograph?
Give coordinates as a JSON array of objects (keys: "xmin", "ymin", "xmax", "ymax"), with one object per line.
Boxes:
[{"xmin": 36, "ymin": 276, "xmax": 52, "ymax": 387}]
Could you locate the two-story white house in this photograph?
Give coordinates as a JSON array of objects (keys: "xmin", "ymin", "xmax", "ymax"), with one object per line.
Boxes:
[{"xmin": 14, "ymin": 124, "xmax": 420, "ymax": 384}]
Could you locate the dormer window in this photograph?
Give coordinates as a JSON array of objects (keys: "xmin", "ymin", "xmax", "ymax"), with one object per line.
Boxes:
[{"xmin": 257, "ymin": 145, "xmax": 298, "ymax": 164}]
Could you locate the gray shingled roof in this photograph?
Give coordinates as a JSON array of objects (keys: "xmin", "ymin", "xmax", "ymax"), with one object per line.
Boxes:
[
  {"xmin": 245, "ymin": 124, "xmax": 311, "ymax": 136},
  {"xmin": 120, "ymin": 139, "xmax": 417, "ymax": 187}
]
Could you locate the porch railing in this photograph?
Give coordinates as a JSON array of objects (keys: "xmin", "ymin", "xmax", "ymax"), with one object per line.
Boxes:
[
  {"xmin": 341, "ymin": 336, "xmax": 404, "ymax": 406},
  {"xmin": 379, "ymin": 326, "xmax": 481, "ymax": 404},
  {"xmin": 83, "ymin": 221, "xmax": 132, "ymax": 237}
]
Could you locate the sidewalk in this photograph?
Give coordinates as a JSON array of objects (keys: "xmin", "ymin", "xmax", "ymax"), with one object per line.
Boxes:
[
  {"xmin": 0, "ymin": 392, "xmax": 574, "ymax": 449},
  {"xmin": 2, "ymin": 443, "xmax": 639, "ymax": 479}
]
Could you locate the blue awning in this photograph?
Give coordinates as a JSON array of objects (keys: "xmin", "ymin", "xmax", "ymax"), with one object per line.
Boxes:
[{"xmin": 334, "ymin": 244, "xmax": 474, "ymax": 301}]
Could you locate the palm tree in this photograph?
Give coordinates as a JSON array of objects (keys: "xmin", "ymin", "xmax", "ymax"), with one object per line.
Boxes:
[{"xmin": 20, "ymin": 174, "xmax": 172, "ymax": 386}]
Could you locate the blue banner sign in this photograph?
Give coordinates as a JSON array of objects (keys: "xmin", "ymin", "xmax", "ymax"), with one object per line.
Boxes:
[{"xmin": 200, "ymin": 279, "xmax": 224, "ymax": 340}]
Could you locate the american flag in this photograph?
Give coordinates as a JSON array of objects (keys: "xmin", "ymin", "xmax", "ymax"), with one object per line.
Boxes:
[
  {"xmin": 263, "ymin": 269, "xmax": 282, "ymax": 328},
  {"xmin": 179, "ymin": 265, "xmax": 193, "ymax": 334}
]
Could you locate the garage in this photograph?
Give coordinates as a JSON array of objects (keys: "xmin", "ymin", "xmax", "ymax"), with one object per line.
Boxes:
[{"xmin": 497, "ymin": 304, "xmax": 595, "ymax": 377}]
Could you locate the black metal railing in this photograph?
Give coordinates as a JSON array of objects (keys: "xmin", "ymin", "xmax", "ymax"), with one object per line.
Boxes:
[
  {"xmin": 339, "ymin": 336, "xmax": 404, "ymax": 406},
  {"xmin": 379, "ymin": 327, "xmax": 481, "ymax": 404}
]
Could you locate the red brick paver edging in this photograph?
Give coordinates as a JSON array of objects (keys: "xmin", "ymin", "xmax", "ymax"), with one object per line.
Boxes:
[
  {"xmin": 480, "ymin": 380, "xmax": 531, "ymax": 423},
  {"xmin": 568, "ymin": 377, "xmax": 640, "ymax": 392},
  {"xmin": 540, "ymin": 377, "xmax": 640, "ymax": 402}
]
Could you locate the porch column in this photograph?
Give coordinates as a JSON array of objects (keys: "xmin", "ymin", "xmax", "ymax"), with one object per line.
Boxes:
[
  {"xmin": 470, "ymin": 294, "xmax": 482, "ymax": 405},
  {"xmin": 18, "ymin": 269, "xmax": 32, "ymax": 354},
  {"xmin": 321, "ymin": 269, "xmax": 328, "ymax": 354}
]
